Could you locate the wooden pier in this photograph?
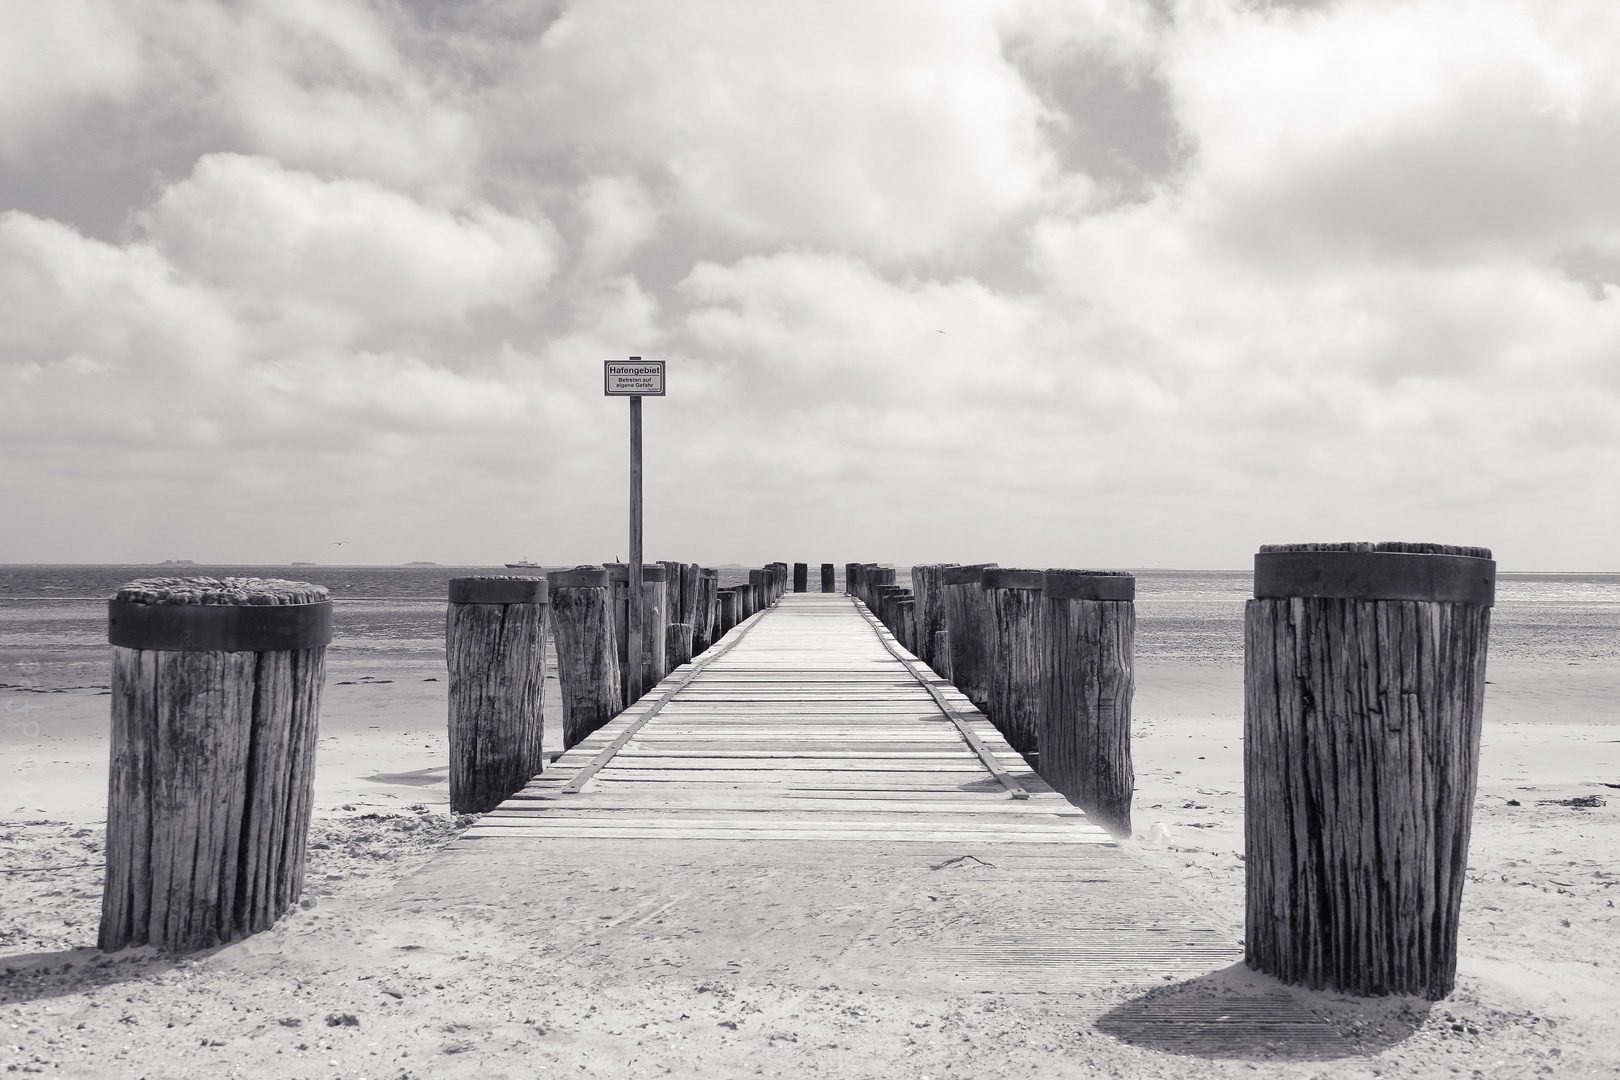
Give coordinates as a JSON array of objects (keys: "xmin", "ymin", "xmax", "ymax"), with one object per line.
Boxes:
[
  {"xmin": 394, "ymin": 593, "xmax": 1289, "ymax": 1000},
  {"xmin": 472, "ymin": 592, "xmax": 1106, "ymax": 844}
]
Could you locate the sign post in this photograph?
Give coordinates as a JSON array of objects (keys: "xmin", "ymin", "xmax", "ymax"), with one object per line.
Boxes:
[{"xmin": 605, "ymin": 358, "xmax": 666, "ymax": 703}]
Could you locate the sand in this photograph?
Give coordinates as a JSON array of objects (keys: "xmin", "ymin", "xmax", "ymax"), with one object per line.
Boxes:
[{"xmin": 2, "ymin": 628, "xmax": 1618, "ymax": 1076}]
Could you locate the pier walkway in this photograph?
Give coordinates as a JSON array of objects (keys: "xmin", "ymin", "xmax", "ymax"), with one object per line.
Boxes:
[
  {"xmin": 472, "ymin": 592, "xmax": 1104, "ymax": 844},
  {"xmin": 394, "ymin": 594, "xmax": 1278, "ymax": 995},
  {"xmin": 383, "ymin": 593, "xmax": 1353, "ymax": 1061}
]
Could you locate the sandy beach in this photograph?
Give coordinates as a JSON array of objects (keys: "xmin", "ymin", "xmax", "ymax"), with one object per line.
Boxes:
[{"xmin": 2, "ymin": 577, "xmax": 1617, "ymax": 1077}]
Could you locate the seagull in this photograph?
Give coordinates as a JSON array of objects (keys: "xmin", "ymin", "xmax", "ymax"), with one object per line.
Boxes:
[{"xmin": 331, "ymin": 541, "xmax": 349, "ymax": 546}]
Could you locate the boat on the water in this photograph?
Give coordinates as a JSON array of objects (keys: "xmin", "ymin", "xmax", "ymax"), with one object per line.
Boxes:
[{"xmin": 505, "ymin": 557, "xmax": 542, "ymax": 569}]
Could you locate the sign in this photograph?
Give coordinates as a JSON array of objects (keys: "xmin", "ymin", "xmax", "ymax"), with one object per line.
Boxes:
[{"xmin": 604, "ymin": 359, "xmax": 665, "ymax": 396}]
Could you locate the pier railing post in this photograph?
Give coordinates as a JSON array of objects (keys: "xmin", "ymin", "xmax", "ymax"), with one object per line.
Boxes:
[
  {"xmin": 666, "ymin": 622, "xmax": 694, "ymax": 668},
  {"xmin": 642, "ymin": 563, "xmax": 670, "ymax": 689},
  {"xmin": 606, "ymin": 563, "xmax": 669, "ymax": 704},
  {"xmin": 844, "ymin": 563, "xmax": 860, "ymax": 597},
  {"xmin": 1038, "ymin": 569, "xmax": 1136, "ymax": 837},
  {"xmin": 679, "ymin": 562, "xmax": 699, "ymax": 629},
  {"xmin": 896, "ymin": 593, "xmax": 917, "ymax": 655},
  {"xmin": 821, "ymin": 563, "xmax": 836, "ymax": 593},
  {"xmin": 910, "ymin": 563, "xmax": 958, "ymax": 670},
  {"xmin": 1244, "ymin": 541, "xmax": 1494, "ymax": 1000},
  {"xmin": 550, "ymin": 567, "xmax": 622, "ymax": 750},
  {"xmin": 943, "ymin": 563, "xmax": 996, "ymax": 711},
  {"xmin": 719, "ymin": 587, "xmax": 740, "ymax": 634},
  {"xmin": 982, "ymin": 568, "xmax": 1043, "ymax": 762},
  {"xmin": 693, "ymin": 568, "xmax": 719, "ymax": 654},
  {"xmin": 102, "ymin": 576, "xmax": 331, "ymax": 952},
  {"xmin": 793, "ymin": 563, "xmax": 808, "ymax": 593},
  {"xmin": 446, "ymin": 576, "xmax": 549, "ymax": 815}
]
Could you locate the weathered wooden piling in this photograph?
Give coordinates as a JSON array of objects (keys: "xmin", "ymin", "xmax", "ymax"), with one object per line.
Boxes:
[
  {"xmin": 864, "ymin": 565, "xmax": 895, "ymax": 611},
  {"xmin": 983, "ymin": 568, "xmax": 1043, "ymax": 760},
  {"xmin": 874, "ymin": 584, "xmax": 901, "ymax": 632},
  {"xmin": 844, "ymin": 563, "xmax": 861, "ymax": 596},
  {"xmin": 667, "ymin": 622, "xmax": 694, "ymax": 668},
  {"xmin": 101, "ymin": 577, "xmax": 331, "ymax": 952},
  {"xmin": 607, "ymin": 563, "xmax": 669, "ymax": 704},
  {"xmin": 748, "ymin": 569, "xmax": 764, "ymax": 615},
  {"xmin": 943, "ymin": 563, "xmax": 997, "ymax": 711},
  {"xmin": 549, "ymin": 567, "xmax": 623, "ymax": 750},
  {"xmin": 896, "ymin": 594, "xmax": 917, "ymax": 655},
  {"xmin": 910, "ymin": 563, "xmax": 958, "ymax": 670},
  {"xmin": 681, "ymin": 563, "xmax": 700, "ymax": 629},
  {"xmin": 793, "ymin": 563, "xmax": 808, "ymax": 593},
  {"xmin": 719, "ymin": 588, "xmax": 740, "ymax": 635},
  {"xmin": 821, "ymin": 563, "xmax": 836, "ymax": 593},
  {"xmin": 1038, "ymin": 569, "xmax": 1136, "ymax": 837},
  {"xmin": 693, "ymin": 568, "xmax": 719, "ymax": 654},
  {"xmin": 643, "ymin": 564, "xmax": 670, "ymax": 688},
  {"xmin": 446, "ymin": 576, "xmax": 548, "ymax": 815},
  {"xmin": 1244, "ymin": 542, "xmax": 1495, "ymax": 1000},
  {"xmin": 658, "ymin": 560, "xmax": 683, "ymax": 615},
  {"xmin": 932, "ymin": 631, "xmax": 953, "ymax": 680}
]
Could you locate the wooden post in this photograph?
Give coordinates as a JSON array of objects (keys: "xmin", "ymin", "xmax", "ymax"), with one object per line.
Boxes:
[
  {"xmin": 864, "ymin": 566, "xmax": 894, "ymax": 612},
  {"xmin": 983, "ymin": 568, "xmax": 1043, "ymax": 761},
  {"xmin": 681, "ymin": 563, "xmax": 700, "ymax": 628},
  {"xmin": 658, "ymin": 560, "xmax": 683, "ymax": 623},
  {"xmin": 666, "ymin": 622, "xmax": 694, "ymax": 668},
  {"xmin": 821, "ymin": 563, "xmax": 836, "ymax": 593},
  {"xmin": 101, "ymin": 577, "xmax": 331, "ymax": 953},
  {"xmin": 446, "ymin": 577, "xmax": 549, "ymax": 815},
  {"xmin": 693, "ymin": 568, "xmax": 719, "ymax": 654},
  {"xmin": 1039, "ymin": 569, "xmax": 1135, "ymax": 837},
  {"xmin": 748, "ymin": 569, "xmax": 764, "ymax": 614},
  {"xmin": 719, "ymin": 588, "xmax": 740, "ymax": 635},
  {"xmin": 844, "ymin": 563, "xmax": 860, "ymax": 596},
  {"xmin": 943, "ymin": 562, "xmax": 997, "ymax": 711},
  {"xmin": 909, "ymin": 563, "xmax": 956, "ymax": 670},
  {"xmin": 793, "ymin": 562, "xmax": 808, "ymax": 593},
  {"xmin": 932, "ymin": 631, "xmax": 952, "ymax": 680},
  {"xmin": 641, "ymin": 563, "xmax": 670, "ymax": 689},
  {"xmin": 873, "ymin": 585, "xmax": 898, "ymax": 634},
  {"xmin": 549, "ymin": 567, "xmax": 622, "ymax": 750},
  {"xmin": 606, "ymin": 563, "xmax": 632, "ymax": 702},
  {"xmin": 627, "ymin": 394, "xmax": 644, "ymax": 704},
  {"xmin": 855, "ymin": 564, "xmax": 873, "ymax": 607},
  {"xmin": 896, "ymin": 594, "xmax": 916, "ymax": 655},
  {"xmin": 606, "ymin": 563, "xmax": 668, "ymax": 703},
  {"xmin": 1244, "ymin": 541, "xmax": 1495, "ymax": 1000}
]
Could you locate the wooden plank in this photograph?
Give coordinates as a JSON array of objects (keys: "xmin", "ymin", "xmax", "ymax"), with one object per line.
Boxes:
[{"xmin": 461, "ymin": 827, "xmax": 1113, "ymax": 843}]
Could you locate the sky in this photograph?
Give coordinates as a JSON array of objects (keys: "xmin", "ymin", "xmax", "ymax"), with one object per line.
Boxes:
[{"xmin": 2, "ymin": 0, "xmax": 1617, "ymax": 571}]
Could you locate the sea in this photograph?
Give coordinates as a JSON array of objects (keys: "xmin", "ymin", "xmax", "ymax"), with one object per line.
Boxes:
[{"xmin": 2, "ymin": 565, "xmax": 1618, "ymax": 686}]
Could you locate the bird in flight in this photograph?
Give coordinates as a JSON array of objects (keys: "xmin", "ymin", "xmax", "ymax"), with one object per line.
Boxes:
[{"xmin": 331, "ymin": 541, "xmax": 349, "ymax": 546}]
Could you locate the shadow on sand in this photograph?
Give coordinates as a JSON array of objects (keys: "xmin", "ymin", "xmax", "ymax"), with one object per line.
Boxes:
[
  {"xmin": 0, "ymin": 944, "xmax": 183, "ymax": 1006},
  {"xmin": 1097, "ymin": 962, "xmax": 1433, "ymax": 1061}
]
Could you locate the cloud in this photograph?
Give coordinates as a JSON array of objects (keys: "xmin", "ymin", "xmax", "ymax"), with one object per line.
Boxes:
[
  {"xmin": 504, "ymin": 0, "xmax": 1060, "ymax": 260},
  {"xmin": 4, "ymin": 0, "xmax": 1620, "ymax": 568},
  {"xmin": 0, "ymin": 0, "xmax": 140, "ymax": 162},
  {"xmin": 1166, "ymin": 0, "xmax": 1620, "ymax": 262},
  {"xmin": 140, "ymin": 153, "xmax": 558, "ymax": 348}
]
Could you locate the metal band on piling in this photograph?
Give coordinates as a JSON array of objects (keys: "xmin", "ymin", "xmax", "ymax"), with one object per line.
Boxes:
[
  {"xmin": 1253, "ymin": 550, "xmax": 1495, "ymax": 606},
  {"xmin": 108, "ymin": 599, "xmax": 333, "ymax": 652},
  {"xmin": 448, "ymin": 577, "xmax": 548, "ymax": 605}
]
